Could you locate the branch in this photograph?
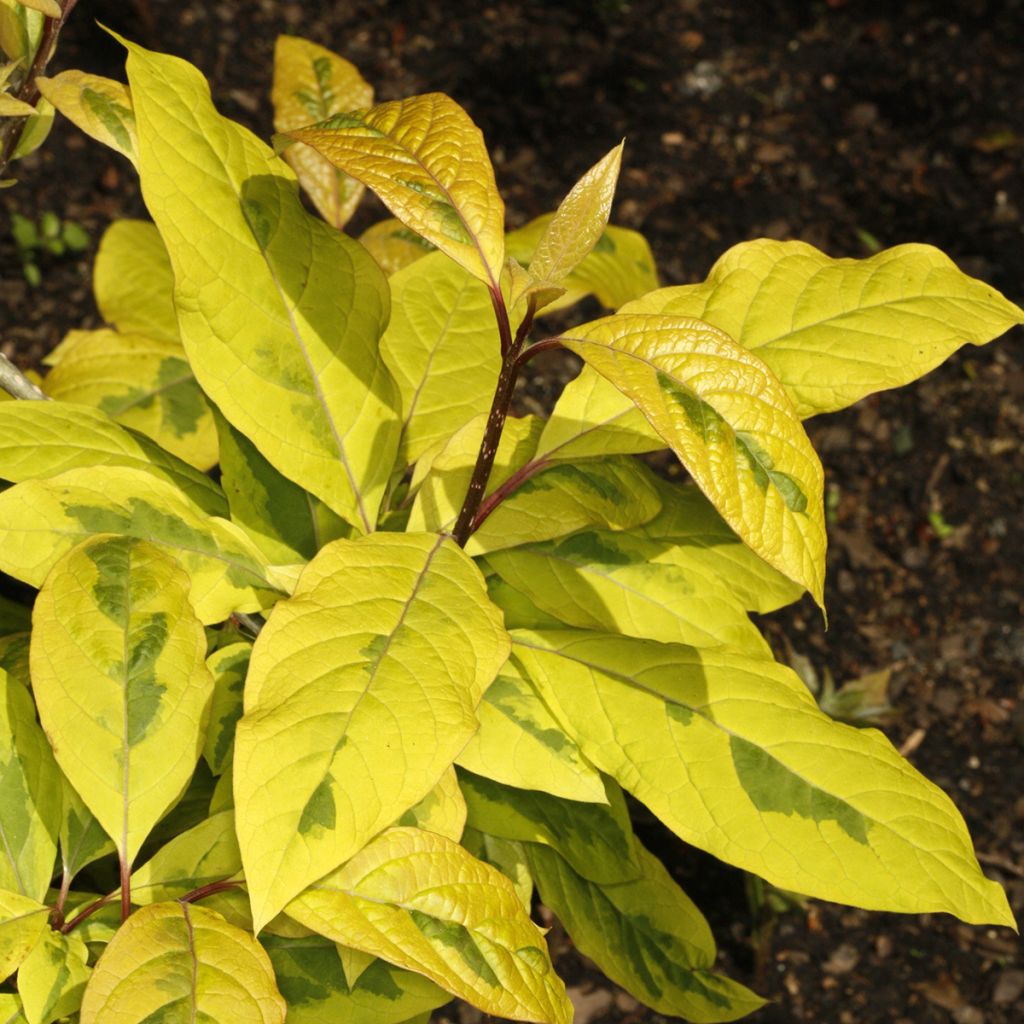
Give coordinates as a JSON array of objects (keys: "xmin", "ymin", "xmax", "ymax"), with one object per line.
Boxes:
[{"xmin": 0, "ymin": 352, "xmax": 48, "ymax": 400}]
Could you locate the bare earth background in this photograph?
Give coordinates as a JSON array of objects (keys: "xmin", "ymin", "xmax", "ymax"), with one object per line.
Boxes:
[{"xmin": 1, "ymin": 1, "xmax": 1022, "ymax": 1022}]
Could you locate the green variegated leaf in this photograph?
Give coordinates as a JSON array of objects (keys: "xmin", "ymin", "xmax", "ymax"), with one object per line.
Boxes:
[
  {"xmin": 0, "ymin": 668, "xmax": 60, "ymax": 901},
  {"xmin": 337, "ymin": 946, "xmax": 375, "ymax": 989},
  {"xmin": 461, "ymin": 828, "xmax": 533, "ymax": 912},
  {"xmin": 215, "ymin": 412, "xmax": 348, "ymax": 564},
  {"xmin": 272, "ymin": 34, "xmax": 372, "ymax": 229},
  {"xmin": 209, "ymin": 761, "xmax": 233, "ymax": 814},
  {"xmin": 287, "ymin": 827, "xmax": 571, "ymax": 1024},
  {"xmin": 0, "ymin": 466, "xmax": 278, "ymax": 624},
  {"xmin": 638, "ymin": 478, "xmax": 803, "ymax": 614},
  {"xmin": 396, "ymin": 767, "xmax": 466, "ymax": 841},
  {"xmin": 359, "ymin": 218, "xmax": 435, "ymax": 276},
  {"xmin": 17, "ymin": 929, "xmax": 90, "ymax": 1024},
  {"xmin": 36, "ymin": 71, "xmax": 137, "ymax": 166},
  {"xmin": 621, "ymin": 240, "xmax": 1024, "ymax": 418},
  {"xmin": 125, "ymin": 40, "xmax": 400, "ymax": 533},
  {"xmin": 91, "ymin": 219, "xmax": 177, "ymax": 342},
  {"xmin": 467, "ymin": 457, "xmax": 663, "ymax": 557},
  {"xmin": 459, "ymin": 770, "xmax": 638, "ymax": 885},
  {"xmin": 456, "ymin": 662, "xmax": 606, "ymax": 803},
  {"xmin": 0, "ymin": 632, "xmax": 29, "ymax": 685},
  {"xmin": 0, "ymin": 596, "xmax": 29, "ymax": 638},
  {"xmin": 58, "ymin": 784, "xmax": 115, "ymax": 885},
  {"xmin": 506, "ymin": 217, "xmax": 658, "ymax": 314},
  {"xmin": 262, "ymin": 934, "xmax": 450, "ymax": 1024},
  {"xmin": 282, "ymin": 93, "xmax": 506, "ymax": 289},
  {"xmin": 130, "ymin": 810, "xmax": 241, "ymax": 904},
  {"xmin": 522, "ymin": 143, "xmax": 623, "ymax": 309},
  {"xmin": 528, "ymin": 842, "xmax": 764, "ymax": 1023},
  {"xmin": 0, "ymin": 889, "xmax": 48, "ymax": 984},
  {"xmin": 235, "ymin": 533, "xmax": 509, "ymax": 930},
  {"xmin": 381, "ymin": 252, "xmax": 503, "ymax": 465},
  {"xmin": 31, "ymin": 537, "xmax": 215, "ymax": 864},
  {"xmin": 486, "ymin": 528, "xmax": 772, "ymax": 655},
  {"xmin": 203, "ymin": 641, "xmax": 250, "ymax": 776},
  {"xmin": 536, "ymin": 366, "xmax": 662, "ymax": 462},
  {"xmin": 558, "ymin": 314, "xmax": 826, "ymax": 605},
  {"xmin": 408, "ymin": 413, "xmax": 543, "ymax": 537},
  {"xmin": 513, "ymin": 630, "xmax": 1015, "ymax": 926},
  {"xmin": 45, "ymin": 329, "xmax": 218, "ymax": 471},
  {"xmin": 80, "ymin": 902, "xmax": 286, "ymax": 1023},
  {"xmin": 484, "ymin": 571, "xmax": 567, "ymax": 630},
  {"xmin": 0, "ymin": 402, "xmax": 227, "ymax": 514}
]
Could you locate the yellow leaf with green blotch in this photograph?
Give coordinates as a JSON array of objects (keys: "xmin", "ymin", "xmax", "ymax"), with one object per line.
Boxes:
[
  {"xmin": 456, "ymin": 661, "xmax": 606, "ymax": 803},
  {"xmin": 235, "ymin": 533, "xmax": 509, "ymax": 930},
  {"xmin": 45, "ymin": 329, "xmax": 218, "ymax": 471},
  {"xmin": 527, "ymin": 842, "xmax": 764, "ymax": 1023},
  {"xmin": 459, "ymin": 770, "xmax": 638, "ymax": 886},
  {"xmin": 506, "ymin": 217, "xmax": 658, "ymax": 314},
  {"xmin": 287, "ymin": 827, "xmax": 571, "ymax": 1024},
  {"xmin": 272, "ymin": 34, "xmax": 372, "ymax": 229},
  {"xmin": 0, "ymin": 890, "xmax": 48, "ymax": 984},
  {"xmin": 486, "ymin": 527, "xmax": 772, "ymax": 655},
  {"xmin": 359, "ymin": 217, "xmax": 436, "ymax": 276},
  {"xmin": 31, "ymin": 537, "xmax": 214, "ymax": 864},
  {"xmin": 59, "ymin": 783, "xmax": 114, "ymax": 886},
  {"xmin": 395, "ymin": 767, "xmax": 466, "ymax": 841},
  {"xmin": 125, "ymin": 40, "xmax": 400, "ymax": 532},
  {"xmin": 382, "ymin": 252, "xmax": 504, "ymax": 466},
  {"xmin": 525, "ymin": 143, "xmax": 623, "ymax": 307},
  {"xmin": 37, "ymin": 71, "xmax": 137, "ymax": 166},
  {"xmin": 203, "ymin": 641, "xmax": 249, "ymax": 776},
  {"xmin": 91, "ymin": 219, "xmax": 177, "ymax": 342},
  {"xmin": 262, "ymin": 934, "xmax": 450, "ymax": 1024},
  {"xmin": 558, "ymin": 313, "xmax": 826, "ymax": 605},
  {"xmin": 0, "ymin": 668, "xmax": 61, "ymax": 902},
  {"xmin": 80, "ymin": 902, "xmax": 286, "ymax": 1023},
  {"xmin": 0, "ymin": 401, "xmax": 227, "ymax": 514},
  {"xmin": 535, "ymin": 366, "xmax": 662, "ymax": 462},
  {"xmin": 131, "ymin": 811, "xmax": 241, "ymax": 904},
  {"xmin": 18, "ymin": 929, "xmax": 89, "ymax": 1024},
  {"xmin": 621, "ymin": 240, "xmax": 1024, "ymax": 418},
  {"xmin": 513, "ymin": 629, "xmax": 1015, "ymax": 926},
  {"xmin": 0, "ymin": 466, "xmax": 279, "ymax": 624},
  {"xmin": 282, "ymin": 93, "xmax": 506, "ymax": 289}
]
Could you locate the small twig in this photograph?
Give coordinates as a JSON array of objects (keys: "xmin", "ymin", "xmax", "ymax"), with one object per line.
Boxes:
[
  {"xmin": 60, "ymin": 892, "xmax": 116, "ymax": 935},
  {"xmin": 0, "ymin": 352, "xmax": 48, "ymax": 399},
  {"xmin": 232, "ymin": 611, "xmax": 265, "ymax": 638},
  {"xmin": 178, "ymin": 878, "xmax": 243, "ymax": 905},
  {"xmin": 513, "ymin": 336, "xmax": 564, "ymax": 372}
]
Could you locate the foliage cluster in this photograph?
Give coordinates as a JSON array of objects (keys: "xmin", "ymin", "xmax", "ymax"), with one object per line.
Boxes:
[{"xmin": 0, "ymin": 14, "xmax": 1020, "ymax": 1024}]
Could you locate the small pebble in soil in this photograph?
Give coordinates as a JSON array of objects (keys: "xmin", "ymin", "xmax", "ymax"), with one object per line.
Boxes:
[
  {"xmin": 566, "ymin": 985, "xmax": 614, "ymax": 1024},
  {"xmin": 992, "ymin": 968, "xmax": 1024, "ymax": 1005}
]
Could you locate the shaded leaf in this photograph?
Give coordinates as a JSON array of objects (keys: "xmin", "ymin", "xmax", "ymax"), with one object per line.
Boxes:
[
  {"xmin": 203, "ymin": 640, "xmax": 250, "ymax": 777},
  {"xmin": 359, "ymin": 217, "xmax": 435, "ymax": 276}
]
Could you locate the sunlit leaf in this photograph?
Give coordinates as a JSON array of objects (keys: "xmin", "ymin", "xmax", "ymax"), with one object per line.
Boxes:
[
  {"xmin": 17, "ymin": 929, "xmax": 90, "ymax": 1024},
  {"xmin": 203, "ymin": 640, "xmax": 250, "ymax": 777},
  {"xmin": 37, "ymin": 71, "xmax": 137, "ymax": 165},
  {"xmin": 396, "ymin": 767, "xmax": 467, "ymax": 841},
  {"xmin": 0, "ymin": 889, "xmax": 48, "ymax": 983}
]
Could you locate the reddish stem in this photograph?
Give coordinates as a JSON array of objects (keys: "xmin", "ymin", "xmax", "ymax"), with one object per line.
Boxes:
[
  {"xmin": 514, "ymin": 336, "xmax": 564, "ymax": 372},
  {"xmin": 60, "ymin": 892, "xmax": 115, "ymax": 935},
  {"xmin": 178, "ymin": 879, "xmax": 243, "ymax": 905},
  {"xmin": 471, "ymin": 456, "xmax": 551, "ymax": 533}
]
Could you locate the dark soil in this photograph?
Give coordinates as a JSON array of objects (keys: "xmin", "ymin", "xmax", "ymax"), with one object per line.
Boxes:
[{"xmin": 2, "ymin": 2, "xmax": 1022, "ymax": 1022}]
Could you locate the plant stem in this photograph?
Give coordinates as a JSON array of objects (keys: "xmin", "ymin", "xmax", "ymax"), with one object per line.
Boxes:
[
  {"xmin": 0, "ymin": 0, "xmax": 79, "ymax": 176},
  {"xmin": 451, "ymin": 286, "xmax": 521, "ymax": 546},
  {"xmin": 178, "ymin": 879, "xmax": 242, "ymax": 905},
  {"xmin": 514, "ymin": 336, "xmax": 563, "ymax": 372},
  {"xmin": 60, "ymin": 892, "xmax": 115, "ymax": 935},
  {"xmin": 0, "ymin": 352, "xmax": 48, "ymax": 399}
]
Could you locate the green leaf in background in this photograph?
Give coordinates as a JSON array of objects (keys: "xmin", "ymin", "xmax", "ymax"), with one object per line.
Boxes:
[
  {"xmin": 17, "ymin": 929, "xmax": 89, "ymax": 1024},
  {"xmin": 0, "ymin": 595, "xmax": 30, "ymax": 637},
  {"xmin": 287, "ymin": 827, "xmax": 571, "ymax": 1024},
  {"xmin": 235, "ymin": 533, "xmax": 509, "ymax": 930},
  {"xmin": 621, "ymin": 240, "xmax": 1024, "ymax": 418},
  {"xmin": 459, "ymin": 770, "xmax": 639, "ymax": 885},
  {"xmin": 455, "ymin": 661, "xmax": 606, "ymax": 803},
  {"xmin": 0, "ymin": 668, "xmax": 60, "ymax": 902},
  {"xmin": 79, "ymin": 902, "xmax": 286, "ymax": 1023},
  {"xmin": 0, "ymin": 632, "xmax": 29, "ymax": 685},
  {"xmin": 0, "ymin": 466, "xmax": 278, "ymax": 624},
  {"xmin": 91, "ymin": 219, "xmax": 177, "ymax": 341},
  {"xmin": 272, "ymin": 34, "xmax": 372, "ymax": 229},
  {"xmin": 381, "ymin": 251, "xmax": 503, "ymax": 466},
  {"xmin": 396, "ymin": 768, "xmax": 467, "ymax": 841},
  {"xmin": 31, "ymin": 536, "xmax": 214, "ymax": 864},
  {"xmin": 359, "ymin": 217, "xmax": 436, "ymax": 276},
  {"xmin": 0, "ymin": 401, "xmax": 228, "ymax": 515},
  {"xmin": 527, "ymin": 842, "xmax": 765, "ymax": 1023},
  {"xmin": 203, "ymin": 640, "xmax": 250, "ymax": 777},
  {"xmin": 558, "ymin": 313, "xmax": 826, "ymax": 605},
  {"xmin": 44, "ymin": 329, "xmax": 219, "ymax": 471},
  {"xmin": 262, "ymin": 934, "xmax": 450, "ymax": 1024},
  {"xmin": 282, "ymin": 93, "xmax": 506, "ymax": 290},
  {"xmin": 215, "ymin": 411, "xmax": 349, "ymax": 564},
  {"xmin": 125, "ymin": 40, "xmax": 400, "ymax": 532},
  {"xmin": 0, "ymin": 0, "xmax": 42, "ymax": 63},
  {"xmin": 0, "ymin": 890, "xmax": 48, "ymax": 983},
  {"xmin": 58, "ymin": 784, "xmax": 115, "ymax": 888},
  {"xmin": 37, "ymin": 71, "xmax": 138, "ymax": 167},
  {"xmin": 513, "ymin": 629, "xmax": 1015, "ymax": 926}
]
